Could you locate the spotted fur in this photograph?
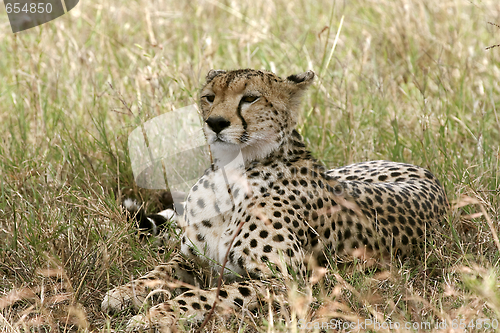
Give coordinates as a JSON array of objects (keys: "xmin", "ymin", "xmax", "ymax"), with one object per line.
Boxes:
[{"xmin": 102, "ymin": 69, "xmax": 448, "ymax": 330}]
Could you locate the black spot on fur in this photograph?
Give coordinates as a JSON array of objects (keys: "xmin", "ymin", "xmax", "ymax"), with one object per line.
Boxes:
[{"xmin": 238, "ymin": 286, "xmax": 251, "ymax": 297}]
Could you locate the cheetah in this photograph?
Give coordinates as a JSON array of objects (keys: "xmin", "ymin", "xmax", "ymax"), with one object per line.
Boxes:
[{"xmin": 102, "ymin": 69, "xmax": 448, "ymax": 330}]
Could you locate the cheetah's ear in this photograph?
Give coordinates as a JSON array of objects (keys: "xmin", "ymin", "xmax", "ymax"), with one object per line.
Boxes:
[
  {"xmin": 286, "ymin": 71, "xmax": 315, "ymax": 88},
  {"xmin": 206, "ymin": 69, "xmax": 227, "ymax": 82}
]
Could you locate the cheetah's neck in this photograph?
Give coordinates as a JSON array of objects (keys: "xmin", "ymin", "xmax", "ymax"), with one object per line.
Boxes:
[
  {"xmin": 244, "ymin": 129, "xmax": 318, "ymax": 168},
  {"xmin": 209, "ymin": 129, "xmax": 318, "ymax": 171}
]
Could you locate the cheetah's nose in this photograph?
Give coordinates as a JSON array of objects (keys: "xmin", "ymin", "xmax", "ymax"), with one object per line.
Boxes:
[{"xmin": 205, "ymin": 116, "xmax": 230, "ymax": 134}]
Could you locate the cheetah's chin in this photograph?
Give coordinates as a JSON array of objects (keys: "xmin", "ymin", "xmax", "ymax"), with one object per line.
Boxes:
[
  {"xmin": 208, "ymin": 140, "xmax": 245, "ymax": 167},
  {"xmin": 209, "ymin": 139, "xmax": 280, "ymax": 166}
]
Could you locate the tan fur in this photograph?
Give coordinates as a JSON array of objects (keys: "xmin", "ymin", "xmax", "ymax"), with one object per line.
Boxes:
[{"xmin": 102, "ymin": 69, "xmax": 448, "ymax": 331}]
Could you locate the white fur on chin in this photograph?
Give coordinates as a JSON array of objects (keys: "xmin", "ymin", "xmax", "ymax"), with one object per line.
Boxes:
[{"xmin": 209, "ymin": 139, "xmax": 280, "ymax": 167}]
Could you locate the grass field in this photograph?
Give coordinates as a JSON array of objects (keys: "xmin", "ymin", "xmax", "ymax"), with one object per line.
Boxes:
[{"xmin": 1, "ymin": 0, "xmax": 500, "ymax": 331}]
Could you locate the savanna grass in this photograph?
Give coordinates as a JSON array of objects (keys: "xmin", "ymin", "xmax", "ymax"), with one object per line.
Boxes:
[{"xmin": 0, "ymin": 0, "xmax": 499, "ymax": 331}]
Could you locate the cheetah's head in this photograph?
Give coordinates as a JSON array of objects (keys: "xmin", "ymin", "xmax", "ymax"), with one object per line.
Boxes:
[{"xmin": 200, "ymin": 69, "xmax": 314, "ymax": 165}]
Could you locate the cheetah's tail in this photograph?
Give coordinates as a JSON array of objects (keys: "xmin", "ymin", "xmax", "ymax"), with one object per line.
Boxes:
[{"xmin": 122, "ymin": 198, "xmax": 177, "ymax": 236}]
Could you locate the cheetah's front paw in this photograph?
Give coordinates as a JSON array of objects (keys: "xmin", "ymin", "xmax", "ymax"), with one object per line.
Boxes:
[
  {"xmin": 126, "ymin": 309, "xmax": 176, "ymax": 333},
  {"xmin": 126, "ymin": 314, "xmax": 158, "ymax": 332},
  {"xmin": 102, "ymin": 281, "xmax": 172, "ymax": 313},
  {"xmin": 102, "ymin": 285, "xmax": 147, "ymax": 313}
]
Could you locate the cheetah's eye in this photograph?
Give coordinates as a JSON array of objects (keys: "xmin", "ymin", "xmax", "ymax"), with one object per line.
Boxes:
[
  {"xmin": 203, "ymin": 95, "xmax": 215, "ymax": 103},
  {"xmin": 241, "ymin": 95, "xmax": 259, "ymax": 103}
]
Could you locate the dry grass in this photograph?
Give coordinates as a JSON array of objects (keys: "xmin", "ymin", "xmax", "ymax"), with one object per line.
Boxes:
[{"xmin": 0, "ymin": 0, "xmax": 499, "ymax": 331}]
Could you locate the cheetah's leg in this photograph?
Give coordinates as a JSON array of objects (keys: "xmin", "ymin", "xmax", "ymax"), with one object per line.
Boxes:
[
  {"xmin": 125, "ymin": 223, "xmax": 308, "ymax": 330},
  {"xmin": 102, "ymin": 254, "xmax": 200, "ymax": 313},
  {"xmin": 126, "ymin": 280, "xmax": 268, "ymax": 331}
]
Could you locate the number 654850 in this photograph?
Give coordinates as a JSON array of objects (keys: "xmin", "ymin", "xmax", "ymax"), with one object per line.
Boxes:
[{"xmin": 5, "ymin": 2, "xmax": 53, "ymax": 14}]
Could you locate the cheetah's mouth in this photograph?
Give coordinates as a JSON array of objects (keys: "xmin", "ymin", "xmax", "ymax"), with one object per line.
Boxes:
[
  {"xmin": 214, "ymin": 135, "xmax": 225, "ymax": 143},
  {"xmin": 206, "ymin": 128, "xmax": 247, "ymax": 151},
  {"xmin": 210, "ymin": 135, "xmax": 226, "ymax": 145},
  {"xmin": 209, "ymin": 133, "xmax": 234, "ymax": 145}
]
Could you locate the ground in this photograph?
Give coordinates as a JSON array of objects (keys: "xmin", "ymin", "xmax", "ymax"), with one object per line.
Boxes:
[{"xmin": 0, "ymin": 0, "xmax": 499, "ymax": 332}]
